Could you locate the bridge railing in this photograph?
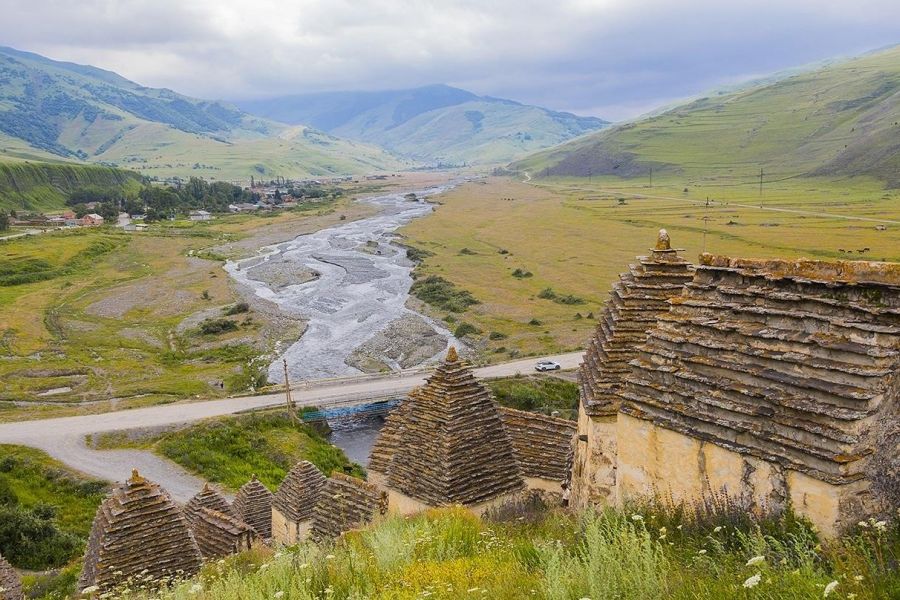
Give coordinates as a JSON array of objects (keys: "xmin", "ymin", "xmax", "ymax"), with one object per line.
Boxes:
[{"xmin": 256, "ymin": 364, "xmax": 440, "ymax": 395}]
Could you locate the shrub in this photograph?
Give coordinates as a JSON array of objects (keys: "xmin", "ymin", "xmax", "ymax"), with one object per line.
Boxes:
[
  {"xmin": 538, "ymin": 287, "xmax": 584, "ymax": 305},
  {"xmin": 0, "ymin": 504, "xmax": 82, "ymax": 570},
  {"xmin": 528, "ymin": 318, "xmax": 542, "ymax": 326},
  {"xmin": 459, "ymin": 247, "xmax": 477, "ymax": 255},
  {"xmin": 199, "ymin": 318, "xmax": 239, "ymax": 335},
  {"xmin": 224, "ymin": 302, "xmax": 250, "ymax": 315},
  {"xmin": 511, "ymin": 268, "xmax": 533, "ymax": 279},
  {"xmin": 410, "ymin": 275, "xmax": 479, "ymax": 313},
  {"xmin": 454, "ymin": 322, "xmax": 479, "ymax": 338},
  {"xmin": 489, "ymin": 331, "xmax": 508, "ymax": 340}
]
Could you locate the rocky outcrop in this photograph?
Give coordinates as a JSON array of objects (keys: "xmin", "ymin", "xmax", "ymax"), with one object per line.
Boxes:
[
  {"xmin": 0, "ymin": 553, "xmax": 22, "ymax": 600},
  {"xmin": 232, "ymin": 476, "xmax": 275, "ymax": 538},
  {"xmin": 499, "ymin": 407, "xmax": 576, "ymax": 483},
  {"xmin": 579, "ymin": 229, "xmax": 694, "ymax": 416},
  {"xmin": 273, "ymin": 461, "xmax": 326, "ymax": 523},
  {"xmin": 379, "ymin": 347, "xmax": 525, "ymax": 507},
  {"xmin": 79, "ymin": 470, "xmax": 202, "ymax": 593},
  {"xmin": 311, "ymin": 473, "xmax": 386, "ymax": 540},
  {"xmin": 191, "ymin": 508, "xmax": 255, "ymax": 560},
  {"xmin": 184, "ymin": 484, "xmax": 236, "ymax": 529}
]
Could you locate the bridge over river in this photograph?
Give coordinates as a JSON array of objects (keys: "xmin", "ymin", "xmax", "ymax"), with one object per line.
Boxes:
[{"xmin": 0, "ymin": 352, "xmax": 582, "ymax": 502}]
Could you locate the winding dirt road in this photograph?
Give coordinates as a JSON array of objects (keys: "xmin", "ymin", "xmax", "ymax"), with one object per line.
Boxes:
[{"xmin": 0, "ymin": 352, "xmax": 583, "ymax": 502}]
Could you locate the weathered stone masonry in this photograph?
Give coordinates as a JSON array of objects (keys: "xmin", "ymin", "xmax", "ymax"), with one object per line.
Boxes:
[{"xmin": 573, "ymin": 241, "xmax": 900, "ymax": 536}]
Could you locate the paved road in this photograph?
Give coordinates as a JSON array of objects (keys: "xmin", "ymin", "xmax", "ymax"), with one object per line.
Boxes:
[{"xmin": 0, "ymin": 352, "xmax": 584, "ymax": 502}]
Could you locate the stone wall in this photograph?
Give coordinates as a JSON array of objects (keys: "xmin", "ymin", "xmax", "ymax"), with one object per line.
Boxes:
[{"xmin": 0, "ymin": 552, "xmax": 22, "ymax": 600}]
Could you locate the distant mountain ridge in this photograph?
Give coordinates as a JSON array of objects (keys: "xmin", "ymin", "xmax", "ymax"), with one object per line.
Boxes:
[
  {"xmin": 514, "ymin": 45, "xmax": 900, "ymax": 187},
  {"xmin": 0, "ymin": 46, "xmax": 403, "ymax": 179},
  {"xmin": 237, "ymin": 85, "xmax": 609, "ymax": 165}
]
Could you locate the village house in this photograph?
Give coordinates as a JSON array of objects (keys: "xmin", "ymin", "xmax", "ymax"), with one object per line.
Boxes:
[
  {"xmin": 80, "ymin": 213, "xmax": 104, "ymax": 226},
  {"xmin": 188, "ymin": 209, "xmax": 213, "ymax": 221}
]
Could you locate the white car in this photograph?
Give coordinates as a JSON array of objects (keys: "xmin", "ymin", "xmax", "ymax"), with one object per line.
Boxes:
[{"xmin": 535, "ymin": 360, "xmax": 561, "ymax": 372}]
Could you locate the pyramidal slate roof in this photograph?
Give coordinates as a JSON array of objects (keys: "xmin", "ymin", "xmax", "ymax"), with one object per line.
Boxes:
[
  {"xmin": 311, "ymin": 473, "xmax": 386, "ymax": 540},
  {"xmin": 0, "ymin": 552, "xmax": 22, "ymax": 600},
  {"xmin": 184, "ymin": 484, "xmax": 236, "ymax": 528},
  {"xmin": 580, "ymin": 229, "xmax": 694, "ymax": 416},
  {"xmin": 273, "ymin": 461, "xmax": 326, "ymax": 522},
  {"xmin": 621, "ymin": 254, "xmax": 900, "ymax": 493},
  {"xmin": 192, "ymin": 507, "xmax": 255, "ymax": 560},
  {"xmin": 232, "ymin": 476, "xmax": 275, "ymax": 538},
  {"xmin": 382, "ymin": 348, "xmax": 525, "ymax": 506},
  {"xmin": 78, "ymin": 470, "xmax": 202, "ymax": 593}
]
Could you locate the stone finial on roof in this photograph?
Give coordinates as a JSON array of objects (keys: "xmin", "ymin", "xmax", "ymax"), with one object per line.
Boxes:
[
  {"xmin": 655, "ymin": 228, "xmax": 671, "ymax": 250},
  {"xmin": 273, "ymin": 461, "xmax": 326, "ymax": 522},
  {"xmin": 0, "ymin": 552, "xmax": 22, "ymax": 600},
  {"xmin": 78, "ymin": 473, "xmax": 201, "ymax": 594},
  {"xmin": 232, "ymin": 477, "xmax": 275, "ymax": 538},
  {"xmin": 446, "ymin": 346, "xmax": 459, "ymax": 362}
]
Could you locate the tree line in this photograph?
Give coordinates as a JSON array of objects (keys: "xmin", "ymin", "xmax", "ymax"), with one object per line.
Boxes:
[{"xmin": 66, "ymin": 178, "xmax": 260, "ymax": 222}]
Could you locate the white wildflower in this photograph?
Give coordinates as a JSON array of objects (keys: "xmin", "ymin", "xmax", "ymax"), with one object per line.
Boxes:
[
  {"xmin": 713, "ymin": 526, "xmax": 723, "ymax": 533},
  {"xmin": 858, "ymin": 521, "xmax": 869, "ymax": 528},
  {"xmin": 823, "ymin": 581, "xmax": 838, "ymax": 597},
  {"xmin": 82, "ymin": 586, "xmax": 100, "ymax": 595},
  {"xmin": 853, "ymin": 575, "xmax": 864, "ymax": 582},
  {"xmin": 698, "ymin": 549, "xmax": 707, "ymax": 555},
  {"xmin": 746, "ymin": 555, "xmax": 766, "ymax": 566},
  {"xmin": 631, "ymin": 514, "xmax": 643, "ymax": 522},
  {"xmin": 275, "ymin": 593, "xmax": 285, "ymax": 599},
  {"xmin": 874, "ymin": 520, "xmax": 888, "ymax": 532},
  {"xmin": 325, "ymin": 554, "xmax": 336, "ymax": 560},
  {"xmin": 742, "ymin": 574, "xmax": 761, "ymax": 589}
]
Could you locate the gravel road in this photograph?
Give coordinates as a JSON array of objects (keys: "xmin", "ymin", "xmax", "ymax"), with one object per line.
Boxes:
[{"xmin": 0, "ymin": 352, "xmax": 584, "ymax": 502}]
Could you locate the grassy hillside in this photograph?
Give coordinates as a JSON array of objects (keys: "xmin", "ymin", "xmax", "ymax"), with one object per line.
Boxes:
[
  {"xmin": 0, "ymin": 46, "xmax": 404, "ymax": 180},
  {"xmin": 238, "ymin": 85, "xmax": 608, "ymax": 166},
  {"xmin": 515, "ymin": 45, "xmax": 900, "ymax": 187},
  {"xmin": 93, "ymin": 411, "xmax": 363, "ymax": 491},
  {"xmin": 0, "ymin": 160, "xmax": 143, "ymax": 211}
]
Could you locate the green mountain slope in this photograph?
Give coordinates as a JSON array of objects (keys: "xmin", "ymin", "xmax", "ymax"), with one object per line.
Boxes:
[
  {"xmin": 0, "ymin": 159, "xmax": 143, "ymax": 211},
  {"xmin": 0, "ymin": 46, "xmax": 404, "ymax": 180},
  {"xmin": 238, "ymin": 85, "xmax": 609, "ymax": 166},
  {"xmin": 514, "ymin": 45, "xmax": 900, "ymax": 187}
]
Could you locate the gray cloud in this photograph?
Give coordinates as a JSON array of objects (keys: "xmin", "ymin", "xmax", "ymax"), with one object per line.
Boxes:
[{"xmin": 2, "ymin": 0, "xmax": 898, "ymax": 119}]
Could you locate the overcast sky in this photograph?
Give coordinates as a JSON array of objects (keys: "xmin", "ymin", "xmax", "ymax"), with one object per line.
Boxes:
[{"xmin": 2, "ymin": 0, "xmax": 899, "ymax": 120}]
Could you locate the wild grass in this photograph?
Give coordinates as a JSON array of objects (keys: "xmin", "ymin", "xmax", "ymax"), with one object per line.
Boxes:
[
  {"xmin": 96, "ymin": 412, "xmax": 363, "ymax": 492},
  {"xmin": 487, "ymin": 375, "xmax": 579, "ymax": 416},
  {"xmin": 0, "ymin": 444, "xmax": 108, "ymax": 570},
  {"xmin": 100, "ymin": 502, "xmax": 900, "ymax": 600}
]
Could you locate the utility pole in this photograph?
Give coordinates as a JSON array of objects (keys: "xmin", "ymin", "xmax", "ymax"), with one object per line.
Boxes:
[
  {"xmin": 759, "ymin": 167, "xmax": 764, "ymax": 200},
  {"xmin": 283, "ymin": 359, "xmax": 299, "ymax": 425}
]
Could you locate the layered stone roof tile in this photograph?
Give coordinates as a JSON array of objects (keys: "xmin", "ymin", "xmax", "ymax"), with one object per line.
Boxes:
[
  {"xmin": 273, "ymin": 461, "xmax": 326, "ymax": 522},
  {"xmin": 579, "ymin": 230, "xmax": 694, "ymax": 416},
  {"xmin": 78, "ymin": 470, "xmax": 202, "ymax": 593},
  {"xmin": 192, "ymin": 507, "xmax": 255, "ymax": 560},
  {"xmin": 184, "ymin": 484, "xmax": 236, "ymax": 529},
  {"xmin": 620, "ymin": 254, "xmax": 900, "ymax": 496},
  {"xmin": 232, "ymin": 476, "xmax": 275, "ymax": 538},
  {"xmin": 311, "ymin": 473, "xmax": 386, "ymax": 540},
  {"xmin": 499, "ymin": 406, "xmax": 577, "ymax": 482},
  {"xmin": 381, "ymin": 348, "xmax": 525, "ymax": 506}
]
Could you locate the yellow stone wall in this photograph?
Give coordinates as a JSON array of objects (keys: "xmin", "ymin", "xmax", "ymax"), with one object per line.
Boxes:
[
  {"xmin": 614, "ymin": 413, "xmax": 866, "ymax": 535},
  {"xmin": 271, "ymin": 507, "xmax": 312, "ymax": 546},
  {"xmin": 570, "ymin": 405, "xmax": 617, "ymax": 510}
]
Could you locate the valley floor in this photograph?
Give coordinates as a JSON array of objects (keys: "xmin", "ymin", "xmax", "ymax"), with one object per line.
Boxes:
[{"xmin": 399, "ymin": 174, "xmax": 900, "ymax": 360}]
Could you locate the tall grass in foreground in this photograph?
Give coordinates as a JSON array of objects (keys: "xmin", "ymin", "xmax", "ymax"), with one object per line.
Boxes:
[{"xmin": 95, "ymin": 504, "xmax": 900, "ymax": 600}]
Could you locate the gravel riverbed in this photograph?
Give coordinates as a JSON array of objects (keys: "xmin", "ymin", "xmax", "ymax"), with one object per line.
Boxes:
[{"xmin": 224, "ymin": 185, "xmax": 462, "ymax": 382}]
